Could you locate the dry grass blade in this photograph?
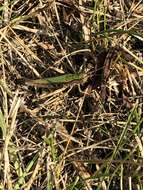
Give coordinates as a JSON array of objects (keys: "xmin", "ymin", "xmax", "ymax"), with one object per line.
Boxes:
[
  {"xmin": 9, "ymin": 28, "xmax": 42, "ymax": 63},
  {"xmin": 22, "ymin": 148, "xmax": 46, "ymax": 190},
  {"xmin": 135, "ymin": 135, "xmax": 143, "ymax": 158},
  {"xmin": 0, "ymin": 28, "xmax": 40, "ymax": 77},
  {"xmin": 122, "ymin": 45, "xmax": 143, "ymax": 66},
  {"xmin": 3, "ymin": 91, "xmax": 21, "ymax": 189},
  {"xmin": 79, "ymin": 0, "xmax": 91, "ymax": 42},
  {"xmin": 55, "ymin": 121, "xmax": 93, "ymax": 190}
]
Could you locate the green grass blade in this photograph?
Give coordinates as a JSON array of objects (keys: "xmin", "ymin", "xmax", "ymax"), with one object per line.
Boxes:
[{"xmin": 0, "ymin": 109, "xmax": 6, "ymax": 138}]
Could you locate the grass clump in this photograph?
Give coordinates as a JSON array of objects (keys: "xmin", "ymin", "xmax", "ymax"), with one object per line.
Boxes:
[{"xmin": 0, "ymin": 0, "xmax": 143, "ymax": 189}]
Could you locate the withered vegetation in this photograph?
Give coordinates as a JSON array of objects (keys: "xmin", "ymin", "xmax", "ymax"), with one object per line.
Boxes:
[{"xmin": 0, "ymin": 0, "xmax": 143, "ymax": 189}]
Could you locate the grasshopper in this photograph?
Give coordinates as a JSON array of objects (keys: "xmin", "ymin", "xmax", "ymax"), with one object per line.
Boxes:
[{"xmin": 26, "ymin": 73, "xmax": 89, "ymax": 87}]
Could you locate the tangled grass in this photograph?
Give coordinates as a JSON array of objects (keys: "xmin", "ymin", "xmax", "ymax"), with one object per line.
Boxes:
[{"xmin": 0, "ymin": 0, "xmax": 143, "ymax": 189}]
